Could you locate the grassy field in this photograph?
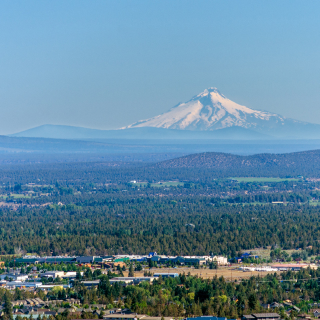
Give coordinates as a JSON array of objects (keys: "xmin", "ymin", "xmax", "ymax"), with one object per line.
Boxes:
[
  {"xmin": 230, "ymin": 177, "xmax": 299, "ymax": 183},
  {"xmin": 123, "ymin": 266, "xmax": 280, "ymax": 281},
  {"xmin": 309, "ymin": 200, "xmax": 320, "ymax": 206},
  {"xmin": 0, "ymin": 193, "xmax": 31, "ymax": 199}
]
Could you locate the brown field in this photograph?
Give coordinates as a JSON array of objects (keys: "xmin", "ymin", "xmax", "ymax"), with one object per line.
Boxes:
[{"xmin": 123, "ymin": 266, "xmax": 280, "ymax": 281}]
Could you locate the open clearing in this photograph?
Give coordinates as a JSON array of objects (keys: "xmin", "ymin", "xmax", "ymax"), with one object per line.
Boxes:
[
  {"xmin": 0, "ymin": 193, "xmax": 31, "ymax": 199},
  {"xmin": 124, "ymin": 266, "xmax": 280, "ymax": 281}
]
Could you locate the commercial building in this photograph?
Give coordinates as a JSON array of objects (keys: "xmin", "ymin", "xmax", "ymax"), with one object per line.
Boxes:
[
  {"xmin": 271, "ymin": 264, "xmax": 318, "ymax": 271},
  {"xmin": 42, "ymin": 271, "xmax": 65, "ymax": 279},
  {"xmin": 0, "ymin": 274, "xmax": 29, "ymax": 281},
  {"xmin": 153, "ymin": 273, "xmax": 179, "ymax": 278},
  {"xmin": 110, "ymin": 277, "xmax": 155, "ymax": 285},
  {"xmin": 15, "ymin": 256, "xmax": 77, "ymax": 264},
  {"xmin": 6, "ymin": 281, "xmax": 42, "ymax": 289},
  {"xmin": 81, "ymin": 280, "xmax": 100, "ymax": 287}
]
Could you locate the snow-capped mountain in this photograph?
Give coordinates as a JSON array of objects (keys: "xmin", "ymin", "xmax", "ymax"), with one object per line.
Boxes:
[
  {"xmin": 124, "ymin": 87, "xmax": 312, "ymax": 136},
  {"xmin": 11, "ymin": 87, "xmax": 320, "ymax": 140}
]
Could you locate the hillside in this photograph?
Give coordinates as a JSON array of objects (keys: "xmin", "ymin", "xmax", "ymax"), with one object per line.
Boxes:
[{"xmin": 156, "ymin": 149, "xmax": 320, "ymax": 173}]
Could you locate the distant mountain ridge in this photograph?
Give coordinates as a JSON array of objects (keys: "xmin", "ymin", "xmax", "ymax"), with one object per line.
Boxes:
[
  {"xmin": 11, "ymin": 87, "xmax": 320, "ymax": 139},
  {"xmin": 11, "ymin": 124, "xmax": 272, "ymax": 140}
]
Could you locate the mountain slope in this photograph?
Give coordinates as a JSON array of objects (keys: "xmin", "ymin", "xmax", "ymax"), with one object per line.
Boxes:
[
  {"xmin": 156, "ymin": 150, "xmax": 320, "ymax": 170},
  {"xmin": 125, "ymin": 87, "xmax": 320, "ymax": 138}
]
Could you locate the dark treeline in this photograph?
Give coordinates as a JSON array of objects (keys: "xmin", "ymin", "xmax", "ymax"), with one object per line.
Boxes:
[
  {"xmin": 0, "ymin": 161, "xmax": 316, "ymax": 186},
  {"xmin": 2, "ymin": 193, "xmax": 320, "ymax": 256}
]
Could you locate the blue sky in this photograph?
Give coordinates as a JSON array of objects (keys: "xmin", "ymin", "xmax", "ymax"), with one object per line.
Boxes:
[{"xmin": 1, "ymin": 1, "xmax": 320, "ymax": 134}]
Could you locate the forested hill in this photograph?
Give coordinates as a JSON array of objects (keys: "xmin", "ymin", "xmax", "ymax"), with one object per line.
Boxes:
[{"xmin": 155, "ymin": 149, "xmax": 320, "ymax": 171}]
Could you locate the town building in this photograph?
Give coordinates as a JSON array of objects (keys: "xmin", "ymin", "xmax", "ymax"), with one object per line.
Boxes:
[
  {"xmin": 153, "ymin": 273, "xmax": 179, "ymax": 278},
  {"xmin": 242, "ymin": 313, "xmax": 280, "ymax": 320}
]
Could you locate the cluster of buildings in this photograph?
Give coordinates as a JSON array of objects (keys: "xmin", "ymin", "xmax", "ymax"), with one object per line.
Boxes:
[
  {"xmin": 0, "ymin": 269, "xmax": 181, "ymax": 290},
  {"xmin": 0, "ymin": 271, "xmax": 79, "ymax": 290},
  {"xmin": 238, "ymin": 266, "xmax": 278, "ymax": 272},
  {"xmin": 270, "ymin": 263, "xmax": 318, "ymax": 271},
  {"xmin": 146, "ymin": 253, "xmax": 228, "ymax": 266},
  {"xmin": 238, "ymin": 263, "xmax": 318, "ymax": 273},
  {"xmin": 3, "ymin": 298, "xmax": 113, "ymax": 319},
  {"xmin": 82, "ymin": 273, "xmax": 178, "ymax": 287},
  {"xmin": 15, "ymin": 253, "xmax": 229, "ymax": 267}
]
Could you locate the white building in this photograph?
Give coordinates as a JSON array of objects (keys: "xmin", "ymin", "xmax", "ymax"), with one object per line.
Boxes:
[
  {"xmin": 0, "ymin": 274, "xmax": 29, "ymax": 281},
  {"xmin": 42, "ymin": 271, "xmax": 65, "ymax": 279},
  {"xmin": 204, "ymin": 256, "xmax": 228, "ymax": 265},
  {"xmin": 6, "ymin": 281, "xmax": 42, "ymax": 288}
]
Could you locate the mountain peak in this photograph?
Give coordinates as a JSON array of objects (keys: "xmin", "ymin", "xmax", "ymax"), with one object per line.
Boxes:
[
  {"xmin": 194, "ymin": 87, "xmax": 224, "ymax": 99},
  {"xmin": 123, "ymin": 88, "xmax": 306, "ymax": 134}
]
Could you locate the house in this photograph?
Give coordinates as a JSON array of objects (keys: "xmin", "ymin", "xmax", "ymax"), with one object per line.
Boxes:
[
  {"xmin": 310, "ymin": 309, "xmax": 320, "ymax": 318},
  {"xmin": 93, "ymin": 310, "xmax": 102, "ymax": 317},
  {"xmin": 242, "ymin": 313, "xmax": 280, "ymax": 320},
  {"xmin": 120, "ymin": 309, "xmax": 133, "ymax": 315},
  {"xmin": 297, "ymin": 314, "xmax": 311, "ymax": 319},
  {"xmin": 12, "ymin": 298, "xmax": 45, "ymax": 307},
  {"xmin": 270, "ymin": 302, "xmax": 283, "ymax": 309},
  {"xmin": 289, "ymin": 306, "xmax": 300, "ymax": 313},
  {"xmin": 89, "ymin": 304, "xmax": 106, "ymax": 309},
  {"xmin": 104, "ymin": 308, "xmax": 122, "ymax": 315}
]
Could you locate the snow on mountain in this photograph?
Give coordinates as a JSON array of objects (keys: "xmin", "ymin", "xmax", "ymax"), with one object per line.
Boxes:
[
  {"xmin": 11, "ymin": 88, "xmax": 320, "ymax": 140},
  {"xmin": 124, "ymin": 87, "xmax": 298, "ymax": 132}
]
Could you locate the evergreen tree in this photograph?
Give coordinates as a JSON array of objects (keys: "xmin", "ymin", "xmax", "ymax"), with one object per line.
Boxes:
[
  {"xmin": 128, "ymin": 264, "xmax": 134, "ymax": 277},
  {"xmin": 4, "ymin": 292, "xmax": 13, "ymax": 320}
]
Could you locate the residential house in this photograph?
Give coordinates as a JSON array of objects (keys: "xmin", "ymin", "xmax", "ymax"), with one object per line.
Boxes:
[
  {"xmin": 242, "ymin": 313, "xmax": 280, "ymax": 320},
  {"xmin": 310, "ymin": 309, "xmax": 320, "ymax": 318}
]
